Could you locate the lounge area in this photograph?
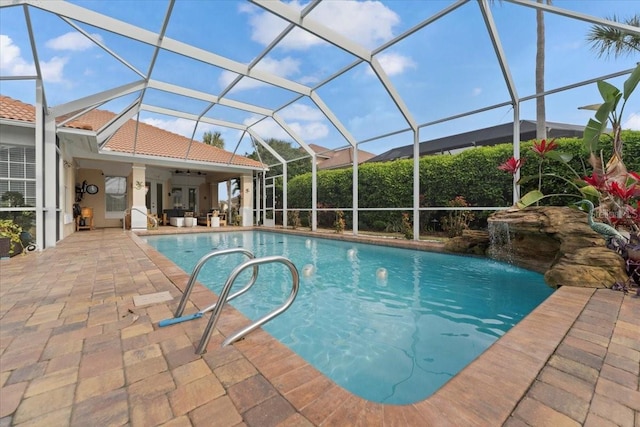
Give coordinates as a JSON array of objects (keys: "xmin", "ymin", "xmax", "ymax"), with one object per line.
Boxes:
[{"xmin": 162, "ymin": 209, "xmax": 228, "ymax": 228}]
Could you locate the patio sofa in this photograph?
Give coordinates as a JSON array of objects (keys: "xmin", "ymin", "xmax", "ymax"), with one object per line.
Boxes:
[{"xmin": 164, "ymin": 209, "xmax": 196, "ymax": 227}]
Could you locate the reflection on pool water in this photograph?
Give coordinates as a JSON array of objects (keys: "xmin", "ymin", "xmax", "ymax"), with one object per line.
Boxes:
[{"xmin": 143, "ymin": 231, "xmax": 553, "ymax": 404}]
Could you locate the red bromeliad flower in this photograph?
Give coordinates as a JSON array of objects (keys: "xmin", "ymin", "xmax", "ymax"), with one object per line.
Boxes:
[
  {"xmin": 583, "ymin": 172, "xmax": 606, "ymax": 190},
  {"xmin": 628, "ymin": 171, "xmax": 640, "ymax": 182},
  {"xmin": 498, "ymin": 157, "xmax": 524, "ymax": 175},
  {"xmin": 608, "ymin": 181, "xmax": 637, "ymax": 202},
  {"xmin": 531, "ymin": 138, "xmax": 558, "ymax": 158}
]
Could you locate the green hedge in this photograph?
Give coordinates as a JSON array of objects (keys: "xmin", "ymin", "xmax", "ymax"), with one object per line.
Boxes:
[{"xmin": 286, "ymin": 131, "xmax": 640, "ymax": 230}]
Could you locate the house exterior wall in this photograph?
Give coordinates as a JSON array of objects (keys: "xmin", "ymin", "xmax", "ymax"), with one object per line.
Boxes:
[{"xmin": 76, "ymin": 168, "xmax": 113, "ymax": 228}]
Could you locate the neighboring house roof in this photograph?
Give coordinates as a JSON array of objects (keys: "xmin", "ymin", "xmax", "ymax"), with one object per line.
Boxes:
[
  {"xmin": 367, "ymin": 120, "xmax": 586, "ymax": 163},
  {"xmin": 307, "ymin": 143, "xmax": 376, "ymax": 170},
  {"xmin": 0, "ymin": 95, "xmax": 265, "ymax": 169}
]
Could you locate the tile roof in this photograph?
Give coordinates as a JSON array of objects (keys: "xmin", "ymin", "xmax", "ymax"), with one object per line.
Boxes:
[
  {"xmin": 0, "ymin": 95, "xmax": 265, "ymax": 169},
  {"xmin": 307, "ymin": 143, "xmax": 376, "ymax": 170},
  {"xmin": 0, "ymin": 95, "xmax": 35, "ymax": 123}
]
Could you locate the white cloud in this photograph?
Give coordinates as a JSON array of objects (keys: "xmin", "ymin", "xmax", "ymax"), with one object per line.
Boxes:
[
  {"xmin": 371, "ymin": 52, "xmax": 416, "ymax": 76},
  {"xmin": 40, "ymin": 57, "xmax": 68, "ymax": 83},
  {"xmin": 623, "ymin": 112, "xmax": 640, "ymax": 130},
  {"xmin": 242, "ymin": 0, "xmax": 399, "ymax": 50},
  {"xmin": 256, "ymin": 56, "xmax": 301, "ymax": 76},
  {"xmin": 219, "ymin": 70, "xmax": 262, "ymax": 91},
  {"xmin": 313, "ymin": 0, "xmax": 399, "ymax": 49},
  {"xmin": 472, "ymin": 87, "xmax": 482, "ymax": 97},
  {"xmin": 290, "ymin": 121, "xmax": 329, "ymax": 140},
  {"xmin": 0, "ymin": 35, "xmax": 36, "ymax": 75},
  {"xmin": 280, "ymin": 103, "xmax": 325, "ymax": 121},
  {"xmin": 218, "ymin": 56, "xmax": 301, "ymax": 91},
  {"xmin": 245, "ymin": 117, "xmax": 290, "ymax": 141},
  {"xmin": 0, "ymin": 35, "xmax": 67, "ymax": 82},
  {"xmin": 45, "ymin": 32, "xmax": 102, "ymax": 51},
  {"xmin": 141, "ymin": 117, "xmax": 198, "ymax": 138},
  {"xmin": 244, "ymin": 115, "xmax": 328, "ymax": 142}
]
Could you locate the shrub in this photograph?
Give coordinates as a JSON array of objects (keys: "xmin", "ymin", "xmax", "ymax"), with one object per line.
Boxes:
[
  {"xmin": 401, "ymin": 213, "xmax": 413, "ymax": 239},
  {"xmin": 439, "ymin": 196, "xmax": 475, "ymax": 237},
  {"xmin": 288, "ymin": 210, "xmax": 301, "ymax": 229},
  {"xmin": 372, "ymin": 220, "xmax": 388, "ymax": 231},
  {"xmin": 0, "ymin": 219, "xmax": 24, "ymax": 256},
  {"xmin": 334, "ymin": 210, "xmax": 345, "ymax": 234}
]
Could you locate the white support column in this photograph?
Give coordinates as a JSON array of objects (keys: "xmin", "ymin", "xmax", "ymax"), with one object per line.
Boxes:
[
  {"xmin": 413, "ymin": 130, "xmax": 420, "ymax": 241},
  {"xmin": 352, "ymin": 147, "xmax": 358, "ymax": 236},
  {"xmin": 43, "ymin": 112, "xmax": 57, "ymax": 248},
  {"xmin": 131, "ymin": 164, "xmax": 147, "ymax": 229},
  {"xmin": 282, "ymin": 163, "xmax": 288, "ymax": 228},
  {"xmin": 35, "ymin": 82, "xmax": 45, "ymax": 249},
  {"xmin": 254, "ymin": 174, "xmax": 261, "ymax": 225},
  {"xmin": 262, "ymin": 172, "xmax": 267, "ymax": 225},
  {"xmin": 513, "ymin": 103, "xmax": 521, "ymax": 205},
  {"xmin": 240, "ymin": 174, "xmax": 253, "ymax": 226},
  {"xmin": 311, "ymin": 154, "xmax": 317, "ymax": 232}
]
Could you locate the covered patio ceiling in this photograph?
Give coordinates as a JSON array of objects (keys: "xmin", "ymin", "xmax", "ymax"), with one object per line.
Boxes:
[{"xmin": 0, "ymin": 0, "xmax": 637, "ymax": 170}]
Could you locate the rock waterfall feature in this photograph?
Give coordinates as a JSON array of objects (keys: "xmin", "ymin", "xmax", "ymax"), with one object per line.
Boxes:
[{"xmin": 444, "ymin": 206, "xmax": 628, "ymax": 288}]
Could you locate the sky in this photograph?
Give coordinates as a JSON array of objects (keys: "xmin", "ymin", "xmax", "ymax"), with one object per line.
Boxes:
[{"xmin": 0, "ymin": 0, "xmax": 639, "ymax": 162}]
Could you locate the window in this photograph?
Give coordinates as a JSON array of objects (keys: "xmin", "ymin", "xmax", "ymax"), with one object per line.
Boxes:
[
  {"xmin": 0, "ymin": 145, "xmax": 36, "ymax": 207},
  {"xmin": 105, "ymin": 176, "xmax": 127, "ymax": 215},
  {"xmin": 0, "ymin": 144, "xmax": 36, "ymax": 237},
  {"xmin": 172, "ymin": 187, "xmax": 182, "ymax": 208}
]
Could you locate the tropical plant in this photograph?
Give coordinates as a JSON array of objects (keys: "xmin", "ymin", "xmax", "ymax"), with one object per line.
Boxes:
[
  {"xmin": 0, "ymin": 219, "xmax": 24, "ymax": 256},
  {"xmin": 202, "ymin": 130, "xmax": 224, "ymax": 149},
  {"xmin": 500, "ymin": 64, "xmax": 640, "ymax": 215},
  {"xmin": 579, "ymin": 64, "xmax": 640, "ymax": 228},
  {"xmin": 587, "ymin": 14, "xmax": 640, "ymax": 59},
  {"xmin": 0, "ymin": 191, "xmax": 35, "ymax": 234},
  {"xmin": 499, "ymin": 138, "xmax": 593, "ymax": 208}
]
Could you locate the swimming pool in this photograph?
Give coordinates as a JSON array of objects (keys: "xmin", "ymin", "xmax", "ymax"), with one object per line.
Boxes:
[{"xmin": 143, "ymin": 231, "xmax": 553, "ymax": 404}]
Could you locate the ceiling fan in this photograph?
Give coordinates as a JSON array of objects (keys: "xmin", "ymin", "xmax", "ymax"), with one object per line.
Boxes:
[{"xmin": 174, "ymin": 169, "xmax": 206, "ymax": 176}]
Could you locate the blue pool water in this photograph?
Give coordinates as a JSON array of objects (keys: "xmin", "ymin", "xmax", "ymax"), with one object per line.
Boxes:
[{"xmin": 143, "ymin": 231, "xmax": 553, "ymax": 404}]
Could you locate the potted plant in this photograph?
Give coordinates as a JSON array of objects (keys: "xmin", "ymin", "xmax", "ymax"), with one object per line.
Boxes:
[{"xmin": 0, "ymin": 219, "xmax": 24, "ymax": 258}]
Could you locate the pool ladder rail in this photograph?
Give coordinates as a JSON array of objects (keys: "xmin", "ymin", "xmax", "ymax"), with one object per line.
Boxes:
[{"xmin": 158, "ymin": 248, "xmax": 300, "ymax": 355}]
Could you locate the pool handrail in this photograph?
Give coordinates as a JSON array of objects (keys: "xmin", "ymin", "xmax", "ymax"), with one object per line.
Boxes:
[
  {"xmin": 172, "ymin": 248, "xmax": 258, "ymax": 319},
  {"xmin": 196, "ymin": 255, "xmax": 299, "ymax": 354}
]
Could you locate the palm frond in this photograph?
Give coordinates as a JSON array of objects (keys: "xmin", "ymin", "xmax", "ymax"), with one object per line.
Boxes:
[{"xmin": 587, "ymin": 15, "xmax": 640, "ymax": 59}]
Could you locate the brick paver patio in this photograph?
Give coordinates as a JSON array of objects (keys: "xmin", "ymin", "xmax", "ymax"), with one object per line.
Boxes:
[{"xmin": 1, "ymin": 227, "xmax": 638, "ymax": 426}]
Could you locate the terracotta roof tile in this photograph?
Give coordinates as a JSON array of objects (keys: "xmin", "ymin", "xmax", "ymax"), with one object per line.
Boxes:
[
  {"xmin": 307, "ymin": 143, "xmax": 376, "ymax": 170},
  {"xmin": 0, "ymin": 95, "xmax": 264, "ymax": 169},
  {"xmin": 0, "ymin": 95, "xmax": 36, "ymax": 123}
]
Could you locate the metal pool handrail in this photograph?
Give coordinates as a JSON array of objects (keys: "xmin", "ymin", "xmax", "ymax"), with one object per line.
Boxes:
[
  {"xmin": 196, "ymin": 255, "xmax": 300, "ymax": 354},
  {"xmin": 122, "ymin": 207, "xmax": 158, "ymax": 230},
  {"xmin": 173, "ymin": 248, "xmax": 258, "ymax": 319}
]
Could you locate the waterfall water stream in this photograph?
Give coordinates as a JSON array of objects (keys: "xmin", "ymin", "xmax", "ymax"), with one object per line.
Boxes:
[{"xmin": 488, "ymin": 221, "xmax": 514, "ymax": 263}]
